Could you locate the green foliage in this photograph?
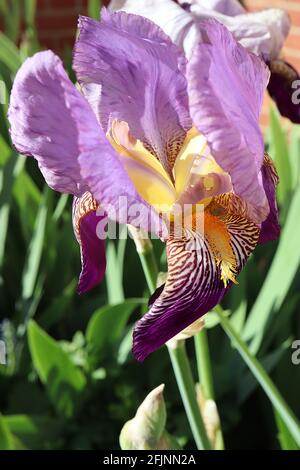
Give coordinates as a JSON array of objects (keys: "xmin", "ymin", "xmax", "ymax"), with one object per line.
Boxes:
[
  {"xmin": 28, "ymin": 320, "xmax": 87, "ymax": 418},
  {"xmin": 86, "ymin": 299, "xmax": 146, "ymax": 362},
  {"xmin": 0, "ymin": 7, "xmax": 299, "ymax": 451},
  {"xmin": 268, "ymin": 106, "xmax": 292, "ymax": 205},
  {"xmin": 0, "ymin": 415, "xmax": 14, "ymax": 450},
  {"xmin": 88, "ymin": 0, "xmax": 102, "ymax": 19}
]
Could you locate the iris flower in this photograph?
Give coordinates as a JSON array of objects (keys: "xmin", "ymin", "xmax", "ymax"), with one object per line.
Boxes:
[
  {"xmin": 8, "ymin": 9, "xmax": 279, "ymax": 361},
  {"xmin": 110, "ymin": 0, "xmax": 300, "ymax": 123}
]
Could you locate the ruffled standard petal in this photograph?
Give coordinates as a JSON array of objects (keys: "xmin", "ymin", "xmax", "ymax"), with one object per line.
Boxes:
[
  {"xmin": 189, "ymin": 4, "xmax": 290, "ymax": 61},
  {"xmin": 259, "ymin": 155, "xmax": 280, "ymax": 244},
  {"xmin": 73, "ymin": 192, "xmax": 107, "ymax": 294},
  {"xmin": 109, "ymin": 0, "xmax": 203, "ymax": 60},
  {"xmin": 73, "ymin": 9, "xmax": 191, "ymax": 176},
  {"xmin": 8, "ymin": 50, "xmax": 90, "ymax": 196},
  {"xmin": 111, "ymin": 1, "xmax": 290, "ymax": 62},
  {"xmin": 187, "ymin": 19, "xmax": 270, "ymax": 223},
  {"xmin": 133, "ymin": 194, "xmax": 260, "ymax": 361},
  {"xmin": 268, "ymin": 60, "xmax": 300, "ymax": 124},
  {"xmin": 188, "ymin": 0, "xmax": 245, "ymax": 16}
]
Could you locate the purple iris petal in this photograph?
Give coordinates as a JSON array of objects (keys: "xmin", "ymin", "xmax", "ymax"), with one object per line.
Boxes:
[
  {"xmin": 133, "ymin": 194, "xmax": 260, "ymax": 361},
  {"xmin": 8, "ymin": 49, "xmax": 162, "ymax": 235},
  {"xmin": 268, "ymin": 60, "xmax": 300, "ymax": 125},
  {"xmin": 73, "ymin": 8, "xmax": 191, "ymax": 175},
  {"xmin": 8, "ymin": 50, "xmax": 89, "ymax": 196},
  {"xmin": 187, "ymin": 18, "xmax": 270, "ymax": 223},
  {"xmin": 109, "ymin": 0, "xmax": 203, "ymax": 58},
  {"xmin": 134, "ymin": 263, "xmax": 228, "ymax": 362},
  {"xmin": 192, "ymin": 0, "xmax": 245, "ymax": 16},
  {"xmin": 73, "ymin": 194, "xmax": 107, "ymax": 294},
  {"xmin": 259, "ymin": 156, "xmax": 280, "ymax": 245},
  {"xmin": 111, "ymin": 1, "xmax": 290, "ymax": 63}
]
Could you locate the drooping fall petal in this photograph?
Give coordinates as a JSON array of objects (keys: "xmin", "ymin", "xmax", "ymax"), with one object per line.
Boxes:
[
  {"xmin": 259, "ymin": 155, "xmax": 280, "ymax": 244},
  {"xmin": 187, "ymin": 18, "xmax": 270, "ymax": 223},
  {"xmin": 73, "ymin": 9, "xmax": 191, "ymax": 176},
  {"xmin": 73, "ymin": 192, "xmax": 107, "ymax": 294},
  {"xmin": 8, "ymin": 50, "xmax": 89, "ymax": 196},
  {"xmin": 267, "ymin": 60, "xmax": 300, "ymax": 124},
  {"xmin": 133, "ymin": 194, "xmax": 260, "ymax": 361},
  {"xmin": 8, "ymin": 50, "xmax": 162, "ymax": 235}
]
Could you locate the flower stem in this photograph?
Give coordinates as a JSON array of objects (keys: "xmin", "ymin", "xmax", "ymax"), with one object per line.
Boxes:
[
  {"xmin": 137, "ymin": 246, "xmax": 158, "ymax": 293},
  {"xmin": 168, "ymin": 342, "xmax": 211, "ymax": 450},
  {"xmin": 194, "ymin": 330, "xmax": 214, "ymax": 399},
  {"xmin": 217, "ymin": 308, "xmax": 300, "ymax": 447},
  {"xmin": 194, "ymin": 329, "xmax": 225, "ymax": 449},
  {"xmin": 131, "ymin": 231, "xmax": 210, "ymax": 450}
]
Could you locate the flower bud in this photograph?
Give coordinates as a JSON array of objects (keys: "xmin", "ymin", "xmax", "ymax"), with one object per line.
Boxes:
[
  {"xmin": 196, "ymin": 384, "xmax": 221, "ymax": 448},
  {"xmin": 119, "ymin": 384, "xmax": 167, "ymax": 450}
]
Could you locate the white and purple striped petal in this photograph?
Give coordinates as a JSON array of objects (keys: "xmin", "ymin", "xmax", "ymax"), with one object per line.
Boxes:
[{"xmin": 133, "ymin": 194, "xmax": 260, "ymax": 361}]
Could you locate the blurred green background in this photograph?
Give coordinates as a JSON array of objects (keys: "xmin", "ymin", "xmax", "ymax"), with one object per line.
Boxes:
[{"xmin": 0, "ymin": 0, "xmax": 300, "ymax": 450}]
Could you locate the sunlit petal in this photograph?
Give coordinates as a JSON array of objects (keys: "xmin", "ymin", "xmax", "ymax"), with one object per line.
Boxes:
[{"xmin": 73, "ymin": 9, "xmax": 191, "ymax": 177}]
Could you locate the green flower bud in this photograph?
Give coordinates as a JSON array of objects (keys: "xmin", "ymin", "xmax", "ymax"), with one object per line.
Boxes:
[
  {"xmin": 196, "ymin": 384, "xmax": 221, "ymax": 449},
  {"xmin": 119, "ymin": 384, "xmax": 167, "ymax": 450}
]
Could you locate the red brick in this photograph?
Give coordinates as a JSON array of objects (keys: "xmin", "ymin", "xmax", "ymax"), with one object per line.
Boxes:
[{"xmin": 36, "ymin": 13, "xmax": 78, "ymax": 31}]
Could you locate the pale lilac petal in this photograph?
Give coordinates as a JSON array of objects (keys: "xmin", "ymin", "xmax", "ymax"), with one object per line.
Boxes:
[
  {"xmin": 73, "ymin": 9, "xmax": 191, "ymax": 175},
  {"xmin": 259, "ymin": 155, "xmax": 280, "ymax": 244},
  {"xmin": 187, "ymin": 19, "xmax": 270, "ymax": 223},
  {"xmin": 73, "ymin": 102, "xmax": 165, "ymax": 235},
  {"xmin": 110, "ymin": 1, "xmax": 290, "ymax": 61},
  {"xmin": 109, "ymin": 0, "xmax": 203, "ymax": 59},
  {"xmin": 179, "ymin": 0, "xmax": 245, "ymax": 16},
  {"xmin": 133, "ymin": 194, "xmax": 260, "ymax": 361},
  {"xmin": 189, "ymin": 4, "xmax": 290, "ymax": 60},
  {"xmin": 8, "ymin": 50, "xmax": 90, "ymax": 196},
  {"xmin": 73, "ymin": 193, "xmax": 107, "ymax": 294},
  {"xmin": 9, "ymin": 50, "xmax": 162, "ymax": 234}
]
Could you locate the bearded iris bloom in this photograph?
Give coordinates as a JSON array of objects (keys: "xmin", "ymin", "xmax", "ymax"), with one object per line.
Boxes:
[
  {"xmin": 111, "ymin": 0, "xmax": 300, "ymax": 123},
  {"xmin": 9, "ymin": 9, "xmax": 279, "ymax": 361}
]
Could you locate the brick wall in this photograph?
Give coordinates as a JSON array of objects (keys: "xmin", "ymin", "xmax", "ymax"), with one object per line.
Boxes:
[
  {"xmin": 36, "ymin": 1, "xmax": 300, "ymax": 62},
  {"xmin": 6, "ymin": 0, "xmax": 300, "ymax": 128},
  {"xmin": 35, "ymin": 0, "xmax": 300, "ymax": 128},
  {"xmin": 36, "ymin": 0, "xmax": 109, "ymax": 54},
  {"xmin": 244, "ymin": 0, "xmax": 300, "ymax": 128}
]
